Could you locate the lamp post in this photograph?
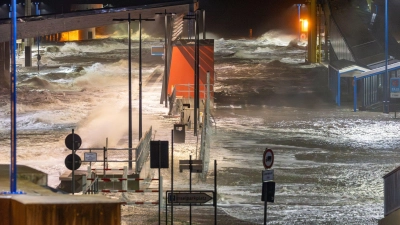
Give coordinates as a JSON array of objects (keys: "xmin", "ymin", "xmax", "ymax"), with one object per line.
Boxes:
[
  {"xmin": 132, "ymin": 14, "xmax": 155, "ymax": 140},
  {"xmin": 113, "ymin": 13, "xmax": 133, "ymax": 169},
  {"xmin": 384, "ymin": 0, "xmax": 389, "ymax": 113},
  {"xmin": 155, "ymin": 10, "xmax": 175, "ymax": 108},
  {"xmin": 297, "ymin": 4, "xmax": 301, "ymax": 41},
  {"xmin": 10, "ymin": 0, "xmax": 17, "ymax": 193},
  {"xmin": 183, "ymin": 13, "xmax": 199, "ymax": 136}
]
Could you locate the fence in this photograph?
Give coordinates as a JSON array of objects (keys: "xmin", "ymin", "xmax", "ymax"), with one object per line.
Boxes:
[
  {"xmin": 83, "ymin": 165, "xmax": 163, "ymax": 206},
  {"xmin": 173, "ymin": 83, "xmax": 214, "ymax": 99},
  {"xmin": 353, "ymin": 62, "xmax": 400, "ymax": 111},
  {"xmin": 136, "ymin": 126, "xmax": 152, "ymax": 173},
  {"xmin": 383, "ymin": 166, "xmax": 400, "ymax": 216},
  {"xmin": 78, "ymin": 126, "xmax": 152, "ymax": 174}
]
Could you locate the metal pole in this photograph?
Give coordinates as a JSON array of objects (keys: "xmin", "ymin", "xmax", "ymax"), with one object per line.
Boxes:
[
  {"xmin": 194, "ymin": 11, "xmax": 199, "ymax": 137},
  {"xmin": 158, "ymin": 141, "xmax": 161, "ymax": 225},
  {"xmin": 171, "ymin": 130, "xmax": 174, "ymax": 225},
  {"xmin": 37, "ymin": 36, "xmax": 40, "ymax": 74},
  {"xmin": 384, "ymin": 0, "xmax": 389, "ymax": 113},
  {"xmin": 203, "ymin": 10, "xmax": 206, "ymax": 39},
  {"xmin": 139, "ymin": 14, "xmax": 143, "ymax": 139},
  {"xmin": 103, "ymin": 147, "xmax": 106, "ymax": 182},
  {"xmin": 128, "ymin": 13, "xmax": 133, "ymax": 169},
  {"xmin": 72, "ymin": 129, "xmax": 75, "ymax": 195},
  {"xmin": 164, "ymin": 10, "xmax": 168, "ymax": 108},
  {"xmin": 10, "ymin": 0, "xmax": 17, "ymax": 193},
  {"xmin": 207, "ymin": 71, "xmax": 210, "ymax": 126},
  {"xmin": 193, "ymin": 14, "xmax": 197, "ymax": 136},
  {"xmin": 166, "ymin": 190, "xmax": 168, "ymax": 225},
  {"xmin": 298, "ymin": 4, "xmax": 301, "ymax": 41},
  {"xmin": 214, "ymin": 160, "xmax": 217, "ymax": 225},
  {"xmin": 196, "ymin": 12, "xmax": 200, "ymax": 132},
  {"xmin": 190, "ymin": 155, "xmax": 192, "ymax": 224}
]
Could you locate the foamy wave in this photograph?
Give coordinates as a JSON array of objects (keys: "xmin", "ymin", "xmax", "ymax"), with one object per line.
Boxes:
[
  {"xmin": 87, "ymin": 60, "xmax": 129, "ymax": 74},
  {"xmin": 280, "ymin": 57, "xmax": 305, "ymax": 64},
  {"xmin": 17, "ymin": 114, "xmax": 52, "ymax": 130},
  {"xmin": 59, "ymin": 41, "xmax": 127, "ymax": 54},
  {"xmin": 253, "ymin": 46, "xmax": 273, "ymax": 53},
  {"xmin": 257, "ymin": 30, "xmax": 297, "ymax": 46},
  {"xmin": 231, "ymin": 50, "xmax": 253, "ymax": 59},
  {"xmin": 73, "ymin": 60, "xmax": 131, "ymax": 87}
]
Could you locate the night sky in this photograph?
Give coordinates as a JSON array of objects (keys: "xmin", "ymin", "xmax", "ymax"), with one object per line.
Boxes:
[{"xmin": 200, "ymin": 0, "xmax": 306, "ymax": 38}]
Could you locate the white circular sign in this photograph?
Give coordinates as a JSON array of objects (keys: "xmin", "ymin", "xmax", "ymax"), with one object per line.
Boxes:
[{"xmin": 263, "ymin": 148, "xmax": 274, "ymax": 169}]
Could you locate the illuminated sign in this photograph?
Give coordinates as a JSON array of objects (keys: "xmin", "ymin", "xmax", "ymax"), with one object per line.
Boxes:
[{"xmin": 390, "ymin": 77, "xmax": 400, "ymax": 98}]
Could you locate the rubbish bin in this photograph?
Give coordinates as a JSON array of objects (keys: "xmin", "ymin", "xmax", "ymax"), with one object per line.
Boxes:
[{"xmin": 173, "ymin": 124, "xmax": 185, "ymax": 143}]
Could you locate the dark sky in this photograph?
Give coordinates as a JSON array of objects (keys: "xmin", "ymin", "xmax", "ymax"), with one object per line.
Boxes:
[{"xmin": 200, "ymin": 0, "xmax": 306, "ymax": 38}]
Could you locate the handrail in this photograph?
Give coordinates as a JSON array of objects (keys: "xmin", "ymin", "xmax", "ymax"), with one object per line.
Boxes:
[
  {"xmin": 136, "ymin": 126, "xmax": 152, "ymax": 173},
  {"xmin": 174, "ymin": 83, "xmax": 214, "ymax": 98},
  {"xmin": 84, "ymin": 176, "xmax": 99, "ymax": 194}
]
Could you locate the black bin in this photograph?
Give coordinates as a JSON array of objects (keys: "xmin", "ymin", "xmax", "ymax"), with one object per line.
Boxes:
[{"xmin": 173, "ymin": 124, "xmax": 185, "ymax": 143}]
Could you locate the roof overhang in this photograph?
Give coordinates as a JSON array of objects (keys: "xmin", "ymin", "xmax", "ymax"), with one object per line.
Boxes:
[{"xmin": 0, "ymin": 0, "xmax": 197, "ymax": 43}]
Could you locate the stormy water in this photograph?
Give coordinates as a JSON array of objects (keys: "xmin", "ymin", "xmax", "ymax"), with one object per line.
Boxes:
[{"xmin": 0, "ymin": 30, "xmax": 398, "ymax": 224}]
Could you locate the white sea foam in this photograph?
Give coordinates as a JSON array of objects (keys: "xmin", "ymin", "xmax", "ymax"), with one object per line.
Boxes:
[{"xmin": 257, "ymin": 30, "xmax": 297, "ymax": 46}]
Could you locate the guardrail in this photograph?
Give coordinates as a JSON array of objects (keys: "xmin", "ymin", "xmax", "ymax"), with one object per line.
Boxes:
[
  {"xmin": 136, "ymin": 126, "xmax": 152, "ymax": 173},
  {"xmin": 83, "ymin": 165, "xmax": 163, "ymax": 206},
  {"xmin": 383, "ymin": 166, "xmax": 400, "ymax": 216}
]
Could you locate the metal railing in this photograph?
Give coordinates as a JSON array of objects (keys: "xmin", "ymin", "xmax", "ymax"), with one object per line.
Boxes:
[
  {"xmin": 174, "ymin": 83, "xmax": 214, "ymax": 99},
  {"xmin": 136, "ymin": 126, "xmax": 152, "ymax": 173},
  {"xmin": 383, "ymin": 166, "xmax": 400, "ymax": 216}
]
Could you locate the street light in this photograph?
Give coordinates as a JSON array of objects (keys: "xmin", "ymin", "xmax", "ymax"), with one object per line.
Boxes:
[
  {"xmin": 10, "ymin": 0, "xmax": 18, "ymax": 193},
  {"xmin": 155, "ymin": 10, "xmax": 175, "ymax": 109},
  {"xmin": 132, "ymin": 14, "xmax": 155, "ymax": 140},
  {"xmin": 113, "ymin": 13, "xmax": 133, "ymax": 169},
  {"xmin": 384, "ymin": 0, "xmax": 389, "ymax": 113},
  {"xmin": 297, "ymin": 4, "xmax": 301, "ymax": 41},
  {"xmin": 183, "ymin": 12, "xmax": 200, "ymax": 136}
]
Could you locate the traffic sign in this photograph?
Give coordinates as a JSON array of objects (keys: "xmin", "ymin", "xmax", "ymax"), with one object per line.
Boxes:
[
  {"xmin": 261, "ymin": 181, "xmax": 275, "ymax": 203},
  {"xmin": 262, "ymin": 169, "xmax": 274, "ymax": 182},
  {"xmin": 263, "ymin": 148, "xmax": 274, "ymax": 169},
  {"xmin": 391, "ymin": 78, "xmax": 400, "ymax": 98},
  {"xmin": 150, "ymin": 141, "xmax": 169, "ymax": 168},
  {"xmin": 179, "ymin": 159, "xmax": 203, "ymax": 173},
  {"xmin": 84, "ymin": 152, "xmax": 97, "ymax": 162},
  {"xmin": 64, "ymin": 154, "xmax": 82, "ymax": 170},
  {"xmin": 65, "ymin": 133, "xmax": 82, "ymax": 151},
  {"xmin": 168, "ymin": 192, "xmax": 213, "ymax": 204},
  {"xmin": 151, "ymin": 46, "xmax": 164, "ymax": 56}
]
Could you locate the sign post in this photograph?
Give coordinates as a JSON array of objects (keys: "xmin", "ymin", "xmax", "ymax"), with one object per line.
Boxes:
[
  {"xmin": 167, "ymin": 159, "xmax": 217, "ymax": 225},
  {"xmin": 262, "ymin": 148, "xmax": 275, "ymax": 225},
  {"xmin": 64, "ymin": 129, "xmax": 82, "ymax": 195}
]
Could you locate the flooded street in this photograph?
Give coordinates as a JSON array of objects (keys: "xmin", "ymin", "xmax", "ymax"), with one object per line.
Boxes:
[{"xmin": 0, "ymin": 31, "xmax": 399, "ymax": 224}]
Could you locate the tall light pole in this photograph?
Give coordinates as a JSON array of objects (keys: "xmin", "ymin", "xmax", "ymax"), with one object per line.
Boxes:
[
  {"xmin": 384, "ymin": 0, "xmax": 389, "ymax": 113},
  {"xmin": 132, "ymin": 14, "xmax": 155, "ymax": 140},
  {"xmin": 297, "ymin": 4, "xmax": 301, "ymax": 41},
  {"xmin": 10, "ymin": 0, "xmax": 17, "ymax": 193},
  {"xmin": 156, "ymin": 10, "xmax": 174, "ymax": 108},
  {"xmin": 183, "ymin": 13, "xmax": 199, "ymax": 136},
  {"xmin": 113, "ymin": 13, "xmax": 133, "ymax": 169}
]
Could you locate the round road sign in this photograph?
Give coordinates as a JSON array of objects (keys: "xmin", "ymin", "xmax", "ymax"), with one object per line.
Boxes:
[
  {"xmin": 64, "ymin": 154, "xmax": 82, "ymax": 170},
  {"xmin": 65, "ymin": 133, "xmax": 82, "ymax": 151},
  {"xmin": 263, "ymin": 148, "xmax": 274, "ymax": 169}
]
